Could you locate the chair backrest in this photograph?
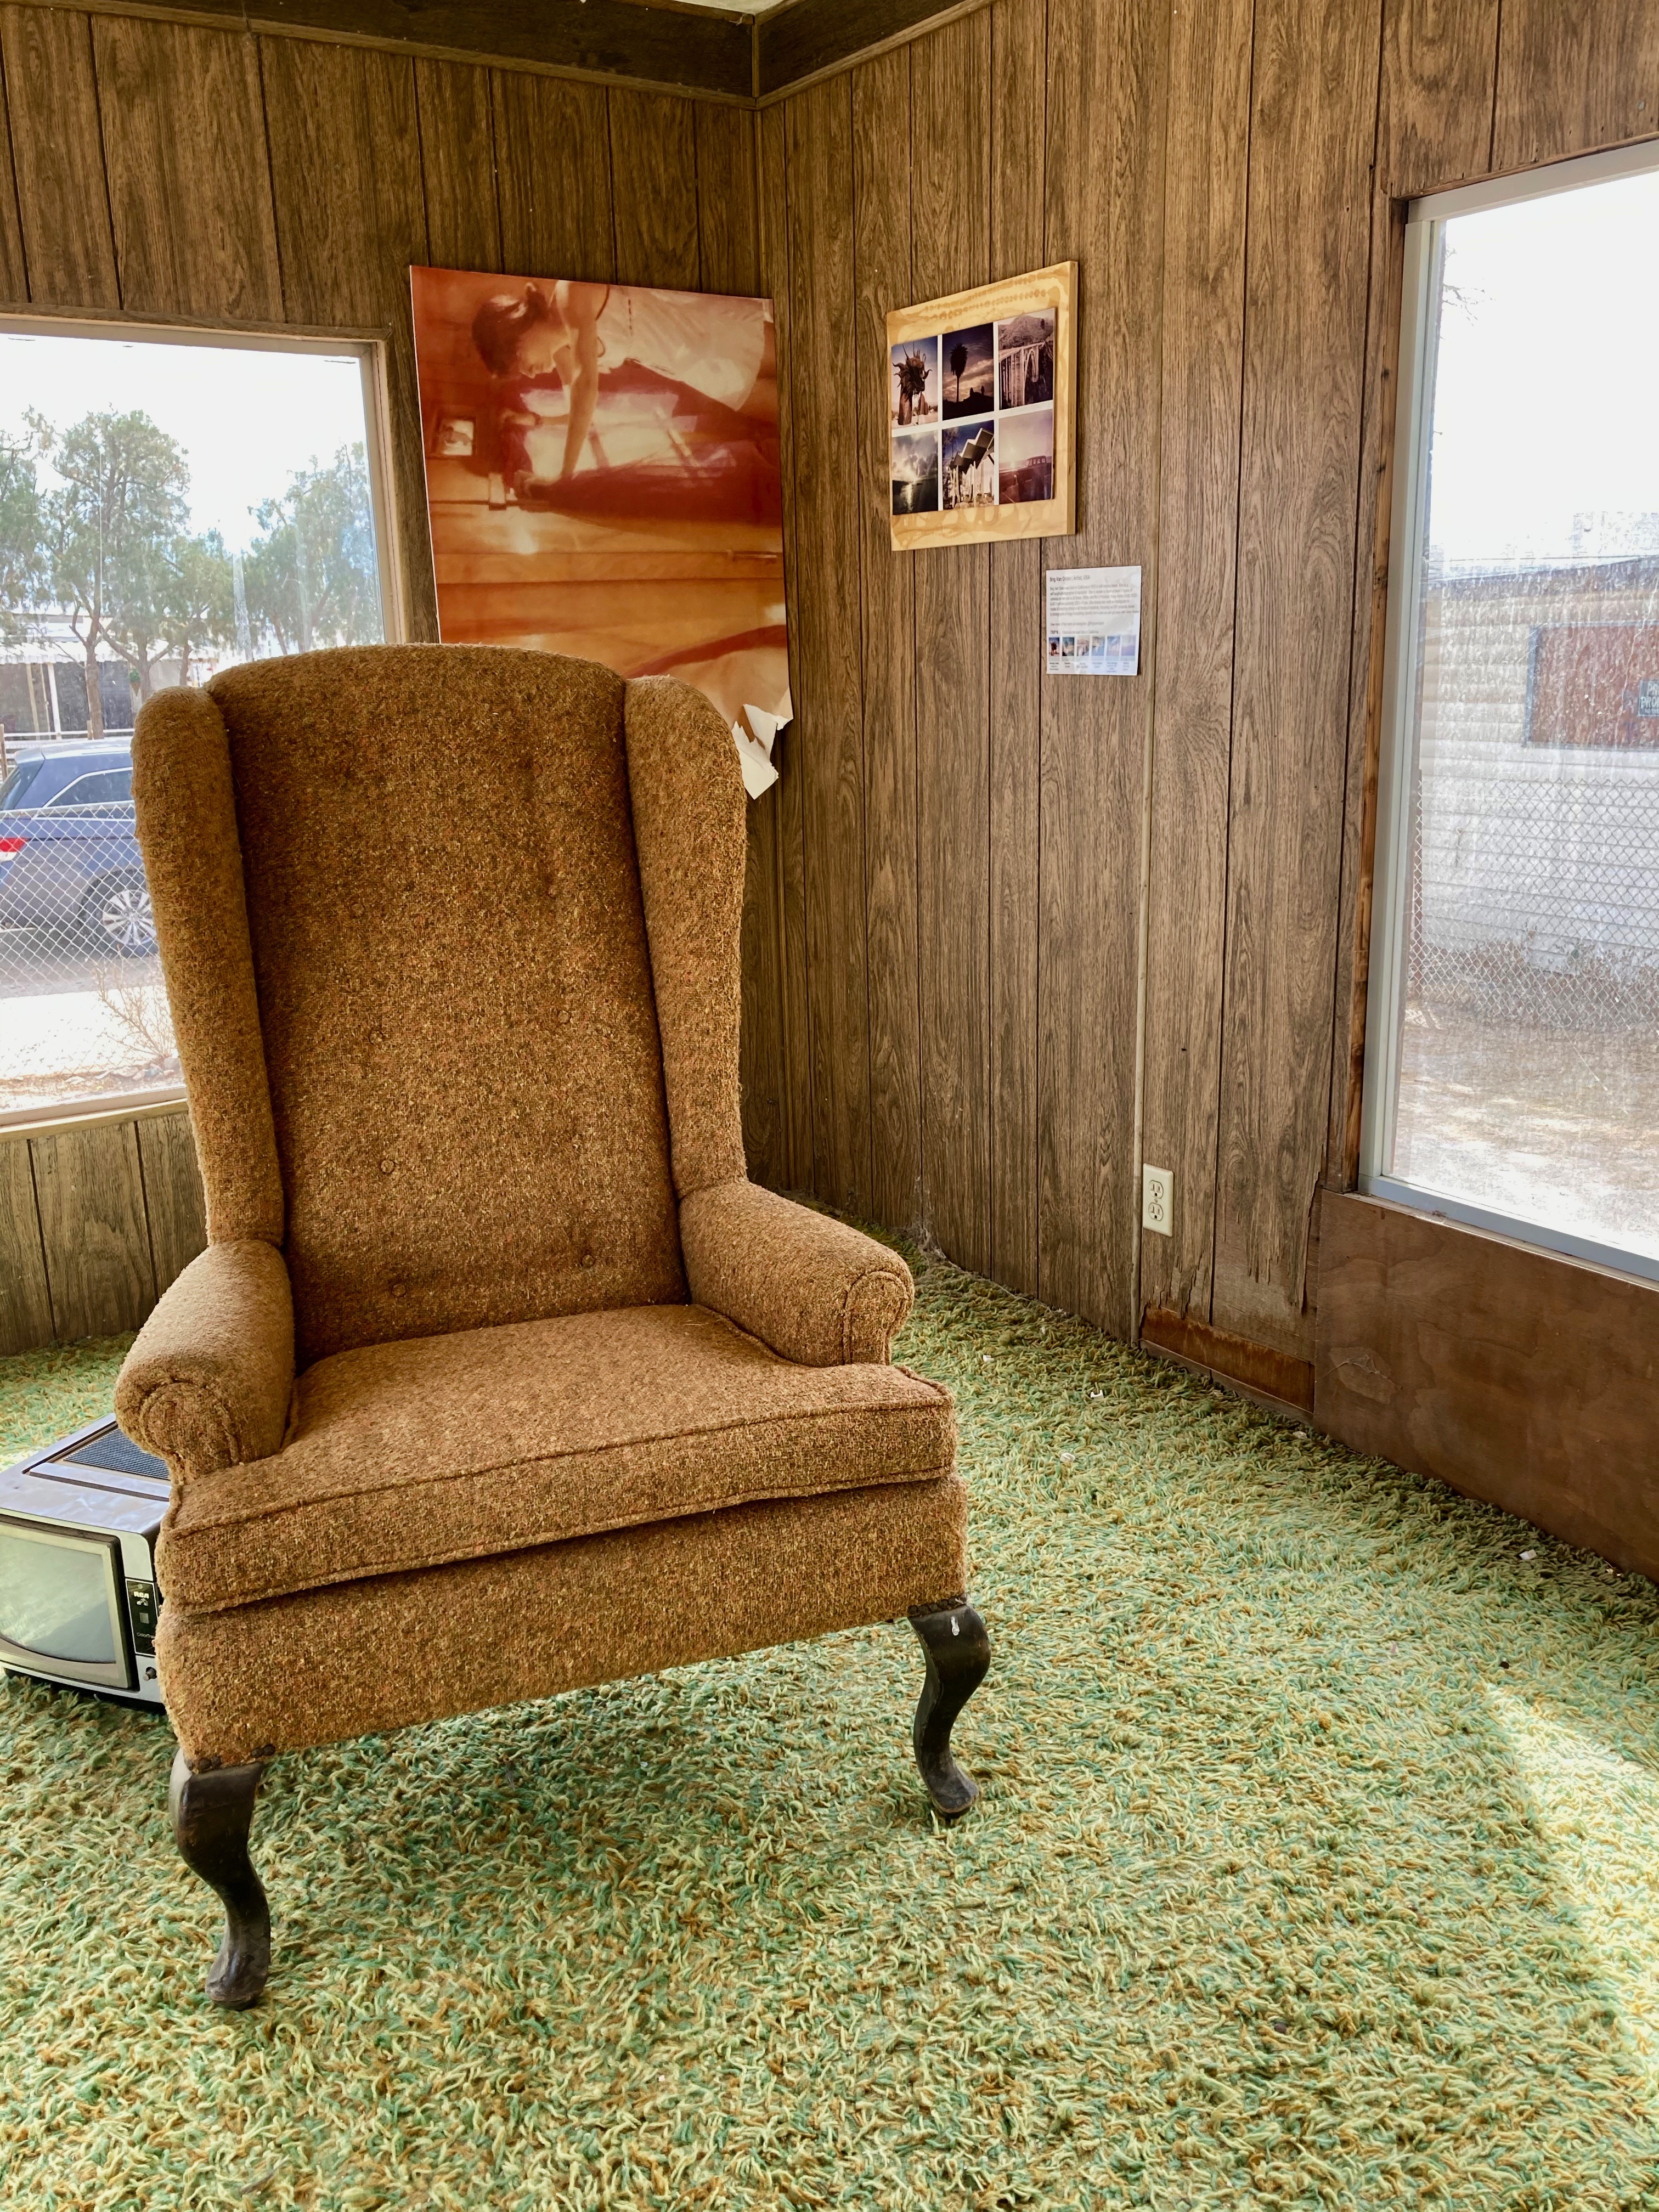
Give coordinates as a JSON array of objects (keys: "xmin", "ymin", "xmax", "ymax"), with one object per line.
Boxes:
[{"xmin": 134, "ymin": 645, "xmax": 747, "ymax": 1368}]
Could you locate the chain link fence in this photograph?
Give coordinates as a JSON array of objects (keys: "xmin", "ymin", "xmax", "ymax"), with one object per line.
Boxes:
[
  {"xmin": 0, "ymin": 746, "xmax": 178, "ymax": 1113},
  {"xmin": 1408, "ymin": 571, "xmax": 1659, "ymax": 1035},
  {"xmin": 1409, "ymin": 760, "xmax": 1659, "ymax": 1031}
]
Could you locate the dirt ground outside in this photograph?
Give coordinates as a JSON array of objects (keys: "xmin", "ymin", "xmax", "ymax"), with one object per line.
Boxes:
[
  {"xmin": 1393, "ymin": 1005, "xmax": 1659, "ymax": 1266},
  {"xmin": 0, "ymin": 933, "xmax": 177, "ymax": 1112}
]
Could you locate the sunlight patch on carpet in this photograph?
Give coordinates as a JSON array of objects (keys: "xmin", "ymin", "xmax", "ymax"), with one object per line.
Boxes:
[{"xmin": 1488, "ymin": 1681, "xmax": 1659, "ymax": 2117}]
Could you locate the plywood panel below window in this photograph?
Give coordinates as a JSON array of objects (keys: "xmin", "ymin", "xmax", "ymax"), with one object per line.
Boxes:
[
  {"xmin": 0, "ymin": 1137, "xmax": 52, "ymax": 1356},
  {"xmin": 137, "ymin": 1111, "xmax": 207, "ymax": 1294},
  {"xmin": 1317, "ymin": 1193, "xmax": 1659, "ymax": 1577},
  {"xmin": 31, "ymin": 1119, "xmax": 155, "ymax": 1341}
]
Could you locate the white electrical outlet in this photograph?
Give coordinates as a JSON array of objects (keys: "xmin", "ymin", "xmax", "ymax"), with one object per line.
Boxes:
[{"xmin": 1142, "ymin": 1164, "xmax": 1173, "ymax": 1236}]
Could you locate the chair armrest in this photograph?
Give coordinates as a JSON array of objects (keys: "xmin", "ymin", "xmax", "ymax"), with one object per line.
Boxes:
[
  {"xmin": 115, "ymin": 1240, "xmax": 295, "ymax": 1481},
  {"xmin": 680, "ymin": 1179, "xmax": 914, "ymax": 1365}
]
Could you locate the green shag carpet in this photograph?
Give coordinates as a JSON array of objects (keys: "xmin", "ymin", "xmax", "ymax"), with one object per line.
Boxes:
[{"xmin": 4, "ymin": 1262, "xmax": 1659, "ymax": 2211}]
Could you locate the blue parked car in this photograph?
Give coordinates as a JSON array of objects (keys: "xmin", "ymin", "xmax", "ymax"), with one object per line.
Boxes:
[{"xmin": 0, "ymin": 737, "xmax": 156, "ymax": 956}]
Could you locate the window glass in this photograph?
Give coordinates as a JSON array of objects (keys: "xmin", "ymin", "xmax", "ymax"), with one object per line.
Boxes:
[
  {"xmin": 0, "ymin": 758, "xmax": 41, "ymax": 808},
  {"xmin": 48, "ymin": 768, "xmax": 131, "ymax": 806},
  {"xmin": 0, "ymin": 326, "xmax": 391, "ymax": 1118},
  {"xmin": 1369, "ymin": 157, "xmax": 1659, "ymax": 1275}
]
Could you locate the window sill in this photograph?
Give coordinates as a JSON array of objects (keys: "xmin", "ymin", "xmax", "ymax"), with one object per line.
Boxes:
[
  {"xmin": 0, "ymin": 1085, "xmax": 187, "ymax": 1139},
  {"xmin": 1358, "ymin": 1174, "xmax": 1659, "ymax": 1291}
]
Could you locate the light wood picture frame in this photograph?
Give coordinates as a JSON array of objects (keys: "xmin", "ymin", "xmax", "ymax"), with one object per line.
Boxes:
[{"xmin": 886, "ymin": 260, "xmax": 1076, "ymax": 550}]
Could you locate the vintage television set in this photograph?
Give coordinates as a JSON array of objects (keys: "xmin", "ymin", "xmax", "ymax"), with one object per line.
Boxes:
[{"xmin": 0, "ymin": 1418, "xmax": 166, "ymax": 1706}]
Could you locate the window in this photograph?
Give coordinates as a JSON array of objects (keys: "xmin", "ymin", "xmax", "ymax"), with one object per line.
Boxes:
[
  {"xmin": 1363, "ymin": 143, "xmax": 1659, "ymax": 1282},
  {"xmin": 0, "ymin": 758, "xmax": 42, "ymax": 808},
  {"xmin": 0, "ymin": 320, "xmax": 396, "ymax": 1123},
  {"xmin": 48, "ymin": 769, "xmax": 132, "ymax": 807}
]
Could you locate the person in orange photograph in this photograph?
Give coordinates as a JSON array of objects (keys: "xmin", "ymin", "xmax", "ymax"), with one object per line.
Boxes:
[
  {"xmin": 421, "ymin": 268, "xmax": 789, "ymax": 737},
  {"xmin": 470, "ymin": 278, "xmax": 777, "ymax": 498}
]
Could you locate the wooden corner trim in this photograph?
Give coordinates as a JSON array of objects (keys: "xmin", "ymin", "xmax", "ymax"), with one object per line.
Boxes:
[
  {"xmin": 756, "ymin": 0, "xmax": 989, "ymax": 103},
  {"xmin": 19, "ymin": 0, "xmax": 988, "ymax": 106},
  {"xmin": 18, "ymin": 0, "xmax": 757, "ymax": 103}
]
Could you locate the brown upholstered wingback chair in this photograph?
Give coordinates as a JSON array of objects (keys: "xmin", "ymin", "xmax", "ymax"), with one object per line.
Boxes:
[{"xmin": 114, "ymin": 645, "xmax": 988, "ymax": 2007}]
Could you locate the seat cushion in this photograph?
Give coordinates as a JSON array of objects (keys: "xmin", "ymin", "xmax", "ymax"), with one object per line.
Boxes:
[
  {"xmin": 159, "ymin": 1304, "xmax": 956, "ymax": 1613},
  {"xmin": 159, "ymin": 1475, "xmax": 969, "ymax": 1765}
]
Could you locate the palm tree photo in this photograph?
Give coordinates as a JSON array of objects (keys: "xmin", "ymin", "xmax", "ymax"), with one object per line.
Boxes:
[{"xmin": 895, "ymin": 349, "xmax": 930, "ymax": 426}]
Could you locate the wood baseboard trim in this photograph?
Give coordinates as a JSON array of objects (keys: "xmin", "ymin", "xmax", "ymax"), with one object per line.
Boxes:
[{"xmin": 1139, "ymin": 1306, "xmax": 1316, "ymax": 1414}]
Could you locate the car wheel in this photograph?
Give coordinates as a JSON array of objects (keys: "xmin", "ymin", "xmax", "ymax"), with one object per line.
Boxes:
[{"xmin": 85, "ymin": 875, "xmax": 157, "ymax": 956}]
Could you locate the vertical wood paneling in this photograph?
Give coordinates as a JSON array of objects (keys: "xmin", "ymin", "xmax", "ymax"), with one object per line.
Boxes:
[
  {"xmin": 1038, "ymin": 0, "xmax": 1167, "ymax": 1335},
  {"xmin": 756, "ymin": 98, "xmax": 815, "ymax": 1192},
  {"xmin": 912, "ymin": 10, "xmax": 992, "ymax": 1275},
  {"xmin": 262, "ymin": 36, "xmax": 381, "ymax": 322},
  {"xmin": 0, "ymin": 19, "xmax": 22, "ymax": 306},
  {"xmin": 93, "ymin": 16, "xmax": 280, "ymax": 320},
  {"xmin": 1, "ymin": 7, "xmax": 115, "ymax": 309},
  {"xmin": 1492, "ymin": 0, "xmax": 1659, "ymax": 173},
  {"xmin": 493, "ymin": 70, "xmax": 614, "ymax": 281},
  {"xmin": 854, "ymin": 44, "xmax": 921, "ymax": 1233},
  {"xmin": 0, "ymin": 1138, "xmax": 52, "ymax": 1356},
  {"xmin": 1380, "ymin": 0, "xmax": 1502, "ymax": 194},
  {"xmin": 786, "ymin": 75, "xmax": 870, "ymax": 1217},
  {"xmin": 1326, "ymin": 192, "xmax": 1404, "ymax": 1193},
  {"xmin": 262, "ymin": 40, "xmax": 427, "ymax": 324},
  {"xmin": 1138, "ymin": 0, "xmax": 1254, "ymax": 1327},
  {"xmin": 137, "ymin": 1111, "xmax": 207, "ymax": 1294},
  {"xmin": 610, "ymin": 88, "xmax": 700, "ymax": 289},
  {"xmin": 0, "ymin": 20, "xmax": 814, "ymax": 1341},
  {"xmin": 739, "ymin": 785, "xmax": 789, "ymax": 1187},
  {"xmin": 687, "ymin": 101, "xmax": 786, "ymax": 1189},
  {"xmin": 1211, "ymin": 0, "xmax": 1384, "ymax": 1358},
  {"xmin": 262, "ymin": 39, "xmax": 434, "ymax": 639},
  {"xmin": 416, "ymin": 57, "xmax": 501, "ymax": 272},
  {"xmin": 364, "ymin": 50, "xmax": 439, "ymax": 642},
  {"xmin": 985, "ymin": 0, "xmax": 1046, "ymax": 1296},
  {"xmin": 32, "ymin": 1121, "xmax": 154, "ymax": 1339},
  {"xmin": 693, "ymin": 100, "xmax": 758, "ymax": 295}
]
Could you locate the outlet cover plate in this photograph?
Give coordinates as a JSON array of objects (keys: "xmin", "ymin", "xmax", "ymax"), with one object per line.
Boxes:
[{"xmin": 1142, "ymin": 1164, "xmax": 1173, "ymax": 1236}]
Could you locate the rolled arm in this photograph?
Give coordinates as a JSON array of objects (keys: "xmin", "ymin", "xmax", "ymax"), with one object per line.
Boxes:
[
  {"xmin": 680, "ymin": 1179, "xmax": 914, "ymax": 1366},
  {"xmin": 115, "ymin": 1240, "xmax": 295, "ymax": 1481}
]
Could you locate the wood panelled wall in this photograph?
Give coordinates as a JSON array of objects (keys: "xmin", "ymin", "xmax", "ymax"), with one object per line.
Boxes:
[
  {"xmin": 3, "ymin": 0, "xmax": 1657, "ymax": 1373},
  {"xmin": 0, "ymin": 2, "xmax": 760, "ymax": 645},
  {"xmin": 1, "ymin": 1107, "xmax": 205, "ymax": 1353},
  {"xmin": 740, "ymin": 0, "xmax": 1659, "ymax": 1364},
  {"xmin": 0, "ymin": 2, "xmax": 768, "ymax": 1352}
]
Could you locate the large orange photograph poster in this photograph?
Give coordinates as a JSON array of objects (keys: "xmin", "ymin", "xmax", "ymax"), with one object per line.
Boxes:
[{"xmin": 409, "ymin": 267, "xmax": 788, "ymax": 737}]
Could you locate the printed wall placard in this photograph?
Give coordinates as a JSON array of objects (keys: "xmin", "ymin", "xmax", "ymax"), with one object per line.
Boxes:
[
  {"xmin": 1045, "ymin": 566, "xmax": 1142, "ymax": 676},
  {"xmin": 886, "ymin": 261, "xmax": 1076, "ymax": 550},
  {"xmin": 410, "ymin": 268, "xmax": 788, "ymax": 738}
]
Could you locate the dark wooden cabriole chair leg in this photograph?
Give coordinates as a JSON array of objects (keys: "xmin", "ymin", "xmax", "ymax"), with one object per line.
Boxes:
[
  {"xmin": 908, "ymin": 1599, "xmax": 990, "ymax": 1821},
  {"xmin": 168, "ymin": 1749, "xmax": 271, "ymax": 2008}
]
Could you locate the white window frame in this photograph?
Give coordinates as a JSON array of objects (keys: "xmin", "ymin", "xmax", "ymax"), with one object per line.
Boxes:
[
  {"xmin": 1359, "ymin": 135, "xmax": 1659, "ymax": 1290},
  {"xmin": 0, "ymin": 313, "xmax": 403, "ymax": 1133}
]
